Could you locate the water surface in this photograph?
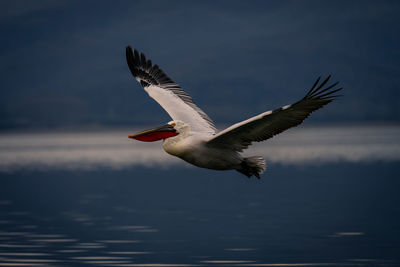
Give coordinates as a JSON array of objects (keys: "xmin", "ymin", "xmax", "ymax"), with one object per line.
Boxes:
[{"xmin": 0, "ymin": 125, "xmax": 399, "ymax": 266}]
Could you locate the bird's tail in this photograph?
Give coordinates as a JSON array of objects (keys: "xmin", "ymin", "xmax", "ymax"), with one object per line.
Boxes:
[{"xmin": 236, "ymin": 156, "xmax": 266, "ymax": 179}]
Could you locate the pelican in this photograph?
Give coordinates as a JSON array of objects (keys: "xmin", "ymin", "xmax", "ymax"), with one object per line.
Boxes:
[{"xmin": 126, "ymin": 46, "xmax": 342, "ymax": 178}]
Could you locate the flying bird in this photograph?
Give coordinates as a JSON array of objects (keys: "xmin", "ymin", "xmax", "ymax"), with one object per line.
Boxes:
[{"xmin": 126, "ymin": 46, "xmax": 342, "ymax": 178}]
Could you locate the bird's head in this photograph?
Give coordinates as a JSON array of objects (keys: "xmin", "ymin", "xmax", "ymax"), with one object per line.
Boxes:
[{"xmin": 128, "ymin": 121, "xmax": 183, "ymax": 142}]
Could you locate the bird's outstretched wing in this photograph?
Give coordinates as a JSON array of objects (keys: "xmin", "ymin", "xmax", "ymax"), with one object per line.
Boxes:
[
  {"xmin": 126, "ymin": 46, "xmax": 216, "ymax": 134},
  {"xmin": 207, "ymin": 76, "xmax": 342, "ymax": 152}
]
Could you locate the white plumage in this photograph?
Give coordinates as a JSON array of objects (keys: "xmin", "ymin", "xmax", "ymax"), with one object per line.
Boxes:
[{"xmin": 126, "ymin": 46, "xmax": 342, "ymax": 178}]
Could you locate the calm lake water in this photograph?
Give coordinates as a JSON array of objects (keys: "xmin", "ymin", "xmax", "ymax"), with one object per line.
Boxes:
[{"xmin": 0, "ymin": 125, "xmax": 399, "ymax": 266}]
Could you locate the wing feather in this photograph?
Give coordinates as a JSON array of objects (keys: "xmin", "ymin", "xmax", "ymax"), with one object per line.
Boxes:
[
  {"xmin": 126, "ymin": 46, "xmax": 216, "ymax": 134},
  {"xmin": 207, "ymin": 76, "xmax": 342, "ymax": 151}
]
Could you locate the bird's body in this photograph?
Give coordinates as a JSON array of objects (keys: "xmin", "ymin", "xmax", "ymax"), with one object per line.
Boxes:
[
  {"xmin": 163, "ymin": 133, "xmax": 242, "ymax": 171},
  {"xmin": 126, "ymin": 46, "xmax": 342, "ymax": 178}
]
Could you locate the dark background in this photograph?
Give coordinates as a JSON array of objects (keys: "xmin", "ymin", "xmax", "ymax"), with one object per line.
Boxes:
[{"xmin": 1, "ymin": 0, "xmax": 399, "ymax": 130}]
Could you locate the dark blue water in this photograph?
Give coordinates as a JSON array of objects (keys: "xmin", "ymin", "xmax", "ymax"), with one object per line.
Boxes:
[{"xmin": 1, "ymin": 163, "xmax": 399, "ymax": 266}]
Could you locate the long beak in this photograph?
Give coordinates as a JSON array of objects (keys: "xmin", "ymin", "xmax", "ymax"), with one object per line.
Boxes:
[{"xmin": 128, "ymin": 124, "xmax": 178, "ymax": 142}]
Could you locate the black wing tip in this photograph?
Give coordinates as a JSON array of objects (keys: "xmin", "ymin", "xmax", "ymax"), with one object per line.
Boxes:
[
  {"xmin": 126, "ymin": 46, "xmax": 150, "ymax": 74},
  {"xmin": 125, "ymin": 45, "xmax": 140, "ymax": 54},
  {"xmin": 126, "ymin": 46, "xmax": 136, "ymax": 60},
  {"xmin": 125, "ymin": 46, "xmax": 176, "ymax": 89},
  {"xmin": 125, "ymin": 46, "xmax": 146, "ymax": 65},
  {"xmin": 305, "ymin": 75, "xmax": 343, "ymax": 100},
  {"xmin": 126, "ymin": 45, "xmax": 132, "ymax": 59}
]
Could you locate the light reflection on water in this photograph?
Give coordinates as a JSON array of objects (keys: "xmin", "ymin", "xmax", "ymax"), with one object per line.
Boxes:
[
  {"xmin": 0, "ymin": 125, "xmax": 399, "ymax": 171},
  {"xmin": 1, "ymin": 126, "xmax": 400, "ymax": 266}
]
